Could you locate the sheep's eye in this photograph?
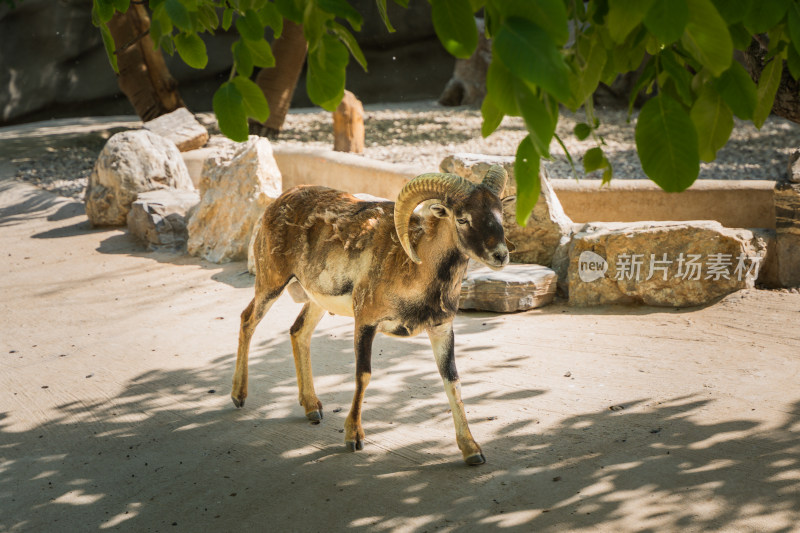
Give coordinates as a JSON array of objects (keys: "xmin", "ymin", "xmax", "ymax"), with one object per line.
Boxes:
[{"xmin": 456, "ymin": 218, "xmax": 469, "ymax": 225}]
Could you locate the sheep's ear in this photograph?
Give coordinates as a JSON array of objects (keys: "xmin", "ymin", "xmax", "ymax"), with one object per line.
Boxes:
[{"xmin": 429, "ymin": 203, "xmax": 450, "ymax": 218}]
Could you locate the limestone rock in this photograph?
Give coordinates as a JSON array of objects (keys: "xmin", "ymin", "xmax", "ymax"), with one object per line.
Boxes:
[
  {"xmin": 441, "ymin": 154, "xmax": 573, "ymax": 266},
  {"xmin": 567, "ymin": 221, "xmax": 768, "ymax": 307},
  {"xmin": 187, "ymin": 136, "xmax": 282, "ymax": 263},
  {"xmin": 774, "ymin": 175, "xmax": 800, "ymax": 287},
  {"xmin": 441, "ymin": 153, "xmax": 517, "ymax": 195},
  {"xmin": 459, "ymin": 264, "xmax": 557, "ymax": 313},
  {"xmin": 85, "ymin": 130, "xmax": 194, "ymax": 226},
  {"xmin": 143, "ymin": 107, "xmax": 209, "ymax": 152},
  {"xmin": 127, "ymin": 189, "xmax": 200, "ymax": 250}
]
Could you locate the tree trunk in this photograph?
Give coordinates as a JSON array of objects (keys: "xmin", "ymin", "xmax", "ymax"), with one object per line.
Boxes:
[
  {"xmin": 742, "ymin": 38, "xmax": 800, "ymax": 125},
  {"xmin": 107, "ymin": 4, "xmax": 184, "ymax": 121},
  {"xmin": 252, "ymin": 20, "xmax": 308, "ymax": 138}
]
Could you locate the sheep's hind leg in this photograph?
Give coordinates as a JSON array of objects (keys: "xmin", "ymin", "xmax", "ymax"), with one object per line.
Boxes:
[
  {"xmin": 427, "ymin": 322, "xmax": 485, "ymax": 466},
  {"xmin": 344, "ymin": 324, "xmax": 376, "ymax": 451},
  {"xmin": 231, "ymin": 285, "xmax": 284, "ymax": 408},
  {"xmin": 290, "ymin": 301, "xmax": 326, "ymax": 421}
]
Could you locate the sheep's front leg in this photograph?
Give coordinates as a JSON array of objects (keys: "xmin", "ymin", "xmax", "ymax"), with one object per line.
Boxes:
[
  {"xmin": 427, "ymin": 322, "xmax": 485, "ymax": 465},
  {"xmin": 344, "ymin": 324, "xmax": 376, "ymax": 451}
]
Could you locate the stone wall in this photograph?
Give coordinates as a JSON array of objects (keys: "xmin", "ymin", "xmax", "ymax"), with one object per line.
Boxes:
[{"xmin": 0, "ymin": 0, "xmax": 453, "ymax": 124}]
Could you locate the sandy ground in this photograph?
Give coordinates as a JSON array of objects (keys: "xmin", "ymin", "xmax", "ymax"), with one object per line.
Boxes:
[{"xmin": 2, "ymin": 126, "xmax": 800, "ymax": 532}]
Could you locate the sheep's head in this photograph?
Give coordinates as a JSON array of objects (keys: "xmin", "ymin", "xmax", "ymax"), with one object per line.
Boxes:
[{"xmin": 394, "ymin": 165, "xmax": 510, "ymax": 270}]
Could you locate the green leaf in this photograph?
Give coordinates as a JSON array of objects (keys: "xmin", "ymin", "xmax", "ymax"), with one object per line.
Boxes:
[
  {"xmin": 233, "ymin": 75, "xmax": 270, "ymax": 123},
  {"xmin": 494, "ymin": 17, "xmax": 571, "ymax": 101},
  {"xmin": 644, "ymin": 0, "xmax": 687, "ymax": 45},
  {"xmin": 788, "ymin": 43, "xmax": 800, "ymax": 80},
  {"xmin": 574, "ymin": 123, "xmax": 592, "ymax": 140},
  {"xmin": 660, "ymin": 49, "xmax": 694, "ymax": 106},
  {"xmin": 317, "ymin": 0, "xmax": 363, "ymax": 31},
  {"xmin": 753, "ymin": 57, "xmax": 783, "ymax": 128},
  {"xmin": 710, "ymin": 0, "xmax": 753, "ymax": 24},
  {"xmin": 607, "ymin": 0, "xmax": 655, "ymax": 43},
  {"xmin": 431, "ymin": 0, "xmax": 478, "ymax": 59},
  {"xmin": 601, "ymin": 165, "xmax": 614, "ymax": 185},
  {"xmin": 690, "ymin": 86, "xmax": 733, "ymax": 161},
  {"xmin": 276, "ymin": 0, "xmax": 304, "ymax": 23},
  {"xmin": 258, "ymin": 2, "xmax": 283, "ymax": 37},
  {"xmin": 728, "ymin": 22, "xmax": 753, "ymax": 50},
  {"xmin": 745, "ymin": 0, "xmax": 790, "ymax": 34},
  {"xmin": 567, "ymin": 30, "xmax": 608, "ymax": 109},
  {"xmin": 94, "ymin": 0, "xmax": 115, "ymax": 24},
  {"xmin": 486, "ymin": 55, "xmax": 520, "ymax": 116},
  {"xmin": 236, "ymin": 9, "xmax": 265, "ymax": 40},
  {"xmin": 329, "ymin": 21, "xmax": 368, "ymax": 71},
  {"xmin": 222, "ymin": 7, "xmax": 234, "ymax": 30},
  {"xmin": 713, "ymin": 62, "xmax": 757, "ymax": 120},
  {"xmin": 514, "ymin": 78, "xmax": 555, "ymax": 158},
  {"xmin": 635, "ymin": 93, "xmax": 700, "ymax": 192},
  {"xmin": 99, "ymin": 22, "xmax": 119, "ymax": 72},
  {"xmin": 198, "ymin": 4, "xmax": 219, "ymax": 31},
  {"xmin": 480, "ymin": 97, "xmax": 504, "ymax": 138},
  {"xmin": 788, "ymin": 3, "xmax": 800, "ymax": 58},
  {"xmin": 112, "ymin": 0, "xmax": 130, "ymax": 13},
  {"xmin": 681, "ymin": 0, "xmax": 732, "ymax": 77},
  {"xmin": 165, "ymin": 0, "xmax": 192, "ymax": 32},
  {"xmin": 514, "ymin": 136, "xmax": 541, "ymax": 226},
  {"xmin": 392, "ymin": 0, "xmax": 409, "ymax": 7},
  {"xmin": 213, "ymin": 82, "xmax": 249, "ymax": 142},
  {"xmin": 627, "ymin": 57, "xmax": 656, "ymax": 116},
  {"xmin": 307, "ymin": 33, "xmax": 349, "ymax": 111},
  {"xmin": 232, "ymin": 39, "xmax": 253, "ymax": 78},
  {"xmin": 245, "ymin": 38, "xmax": 276, "ymax": 68},
  {"xmin": 497, "ymin": 0, "xmax": 569, "ymax": 46},
  {"xmin": 303, "ymin": 2, "xmax": 331, "ymax": 51},
  {"xmin": 583, "ymin": 146, "xmax": 607, "ymax": 173},
  {"xmin": 174, "ymin": 32, "xmax": 208, "ymax": 69},
  {"xmin": 376, "ymin": 0, "xmax": 396, "ymax": 32}
]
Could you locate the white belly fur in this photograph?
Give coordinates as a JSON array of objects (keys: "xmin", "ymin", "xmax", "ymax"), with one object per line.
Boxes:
[{"xmin": 306, "ymin": 290, "xmax": 355, "ymax": 318}]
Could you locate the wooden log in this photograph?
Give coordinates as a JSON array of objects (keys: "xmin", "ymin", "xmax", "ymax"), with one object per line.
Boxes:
[{"xmin": 333, "ymin": 90, "xmax": 365, "ymax": 154}]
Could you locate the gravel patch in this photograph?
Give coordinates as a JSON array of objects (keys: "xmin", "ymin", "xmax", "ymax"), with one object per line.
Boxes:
[
  {"xmin": 10, "ymin": 99, "xmax": 800, "ymax": 200},
  {"xmin": 274, "ymin": 100, "xmax": 800, "ymax": 179}
]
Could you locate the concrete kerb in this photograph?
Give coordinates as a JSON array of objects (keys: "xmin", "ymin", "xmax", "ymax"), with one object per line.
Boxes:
[{"xmin": 184, "ymin": 146, "xmax": 779, "ymax": 231}]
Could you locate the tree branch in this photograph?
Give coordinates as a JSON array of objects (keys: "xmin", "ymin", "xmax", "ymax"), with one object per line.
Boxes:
[{"xmin": 114, "ymin": 29, "xmax": 150, "ymax": 55}]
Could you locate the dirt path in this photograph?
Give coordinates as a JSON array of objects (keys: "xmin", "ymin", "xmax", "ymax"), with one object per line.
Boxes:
[{"xmin": 2, "ymin": 171, "xmax": 800, "ymax": 532}]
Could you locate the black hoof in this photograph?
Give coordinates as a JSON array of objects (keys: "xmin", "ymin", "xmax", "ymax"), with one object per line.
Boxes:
[
  {"xmin": 345, "ymin": 440, "xmax": 364, "ymax": 452},
  {"xmin": 231, "ymin": 396, "xmax": 245, "ymax": 408},
  {"xmin": 306, "ymin": 409, "xmax": 323, "ymax": 422},
  {"xmin": 465, "ymin": 453, "xmax": 486, "ymax": 466}
]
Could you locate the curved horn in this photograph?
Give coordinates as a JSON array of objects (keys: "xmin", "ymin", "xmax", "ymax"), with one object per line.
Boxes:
[
  {"xmin": 394, "ymin": 172, "xmax": 474, "ymax": 264},
  {"xmin": 482, "ymin": 164, "xmax": 508, "ymax": 197}
]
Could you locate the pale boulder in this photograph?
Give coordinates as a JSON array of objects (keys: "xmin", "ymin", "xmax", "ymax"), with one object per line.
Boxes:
[
  {"xmin": 127, "ymin": 189, "xmax": 200, "ymax": 250},
  {"xmin": 440, "ymin": 154, "xmax": 573, "ymax": 267},
  {"xmin": 143, "ymin": 107, "xmax": 209, "ymax": 152},
  {"xmin": 85, "ymin": 129, "xmax": 194, "ymax": 226},
  {"xmin": 567, "ymin": 221, "xmax": 768, "ymax": 307},
  {"xmin": 459, "ymin": 264, "xmax": 557, "ymax": 313},
  {"xmin": 187, "ymin": 136, "xmax": 282, "ymax": 263}
]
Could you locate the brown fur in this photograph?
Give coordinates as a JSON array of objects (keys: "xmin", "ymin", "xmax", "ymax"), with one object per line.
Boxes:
[{"xmin": 232, "ymin": 184, "xmax": 508, "ymax": 465}]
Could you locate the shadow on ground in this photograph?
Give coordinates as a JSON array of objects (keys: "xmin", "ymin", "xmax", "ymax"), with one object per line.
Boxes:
[{"xmin": 3, "ymin": 325, "xmax": 799, "ymax": 531}]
